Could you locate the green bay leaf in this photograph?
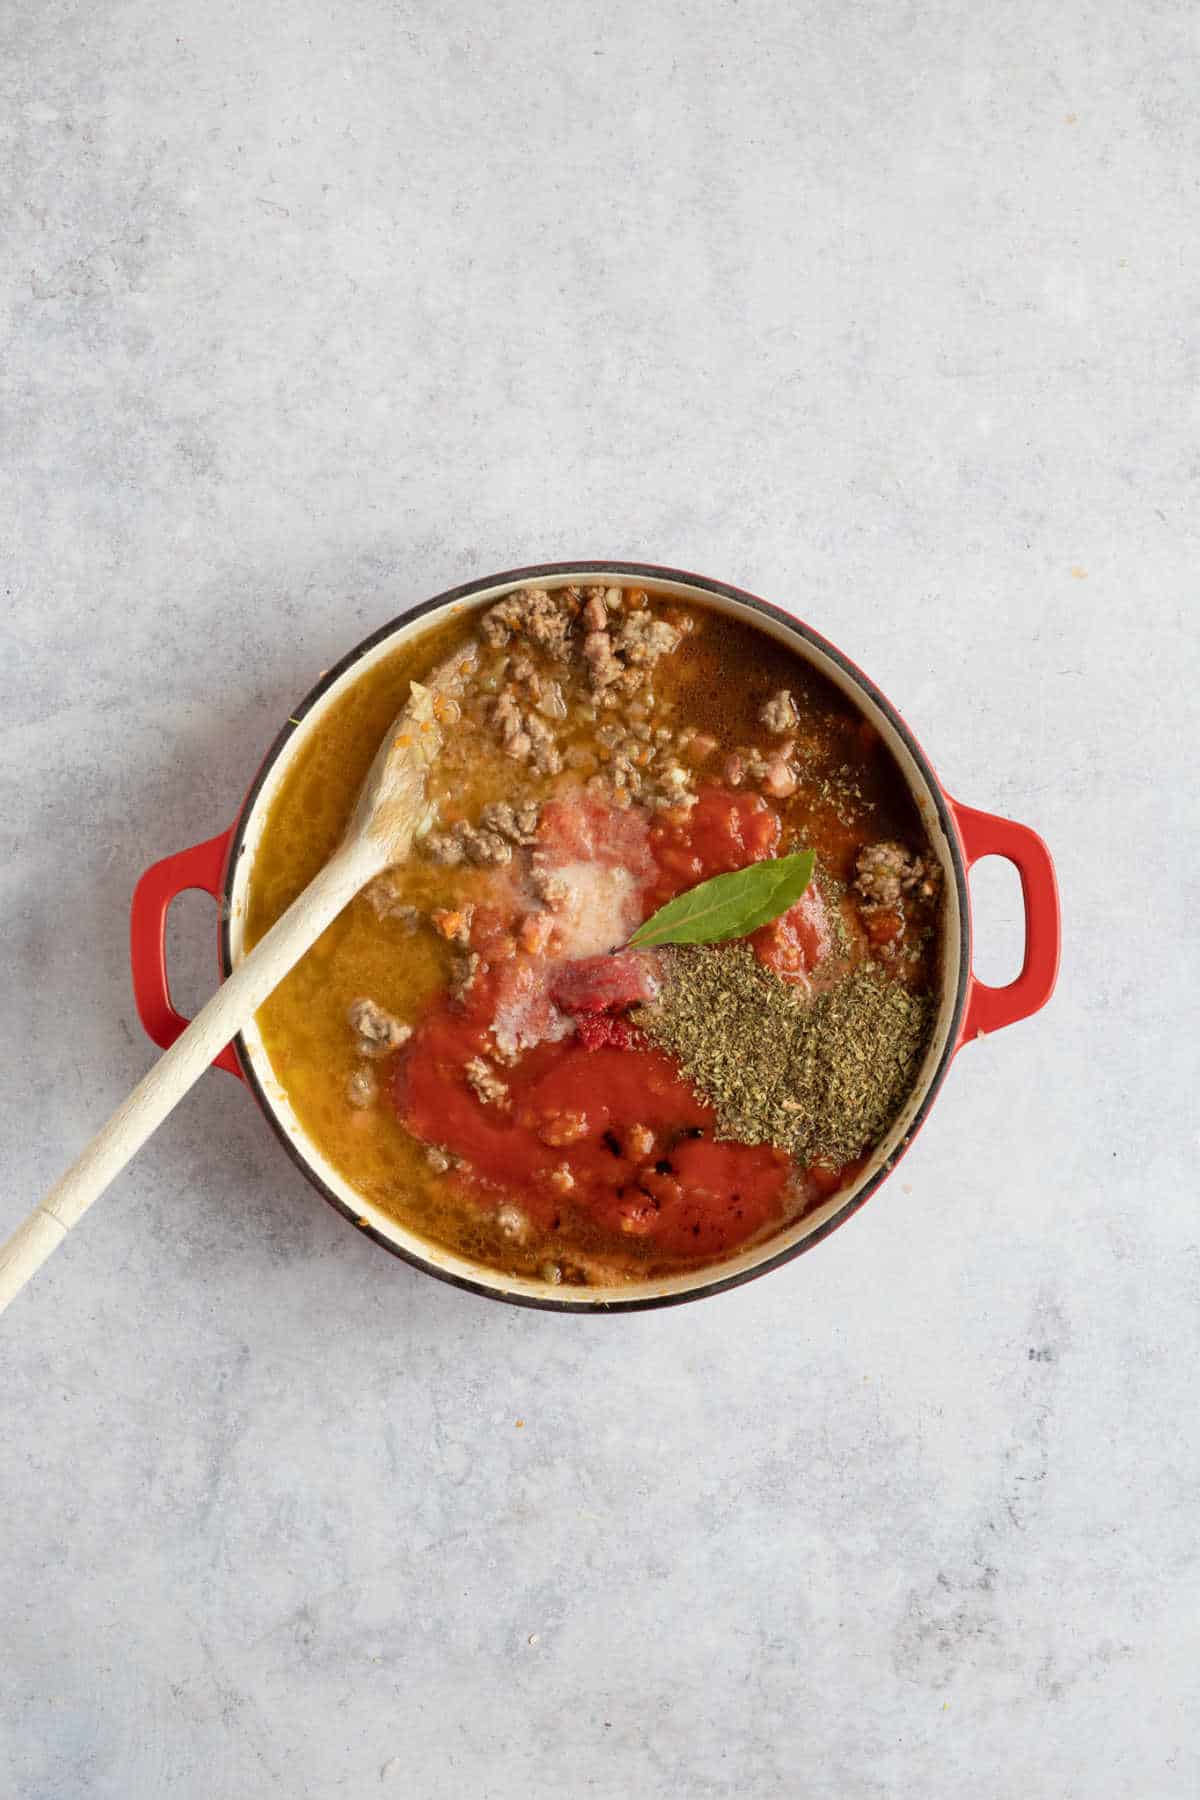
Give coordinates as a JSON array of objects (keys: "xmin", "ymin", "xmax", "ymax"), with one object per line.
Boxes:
[{"xmin": 628, "ymin": 850, "xmax": 816, "ymax": 949}]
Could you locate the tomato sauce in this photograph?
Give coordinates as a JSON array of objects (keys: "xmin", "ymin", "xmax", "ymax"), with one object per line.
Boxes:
[
  {"xmin": 394, "ymin": 959, "xmax": 791, "ymax": 1261},
  {"xmin": 646, "ymin": 786, "xmax": 781, "ymax": 905}
]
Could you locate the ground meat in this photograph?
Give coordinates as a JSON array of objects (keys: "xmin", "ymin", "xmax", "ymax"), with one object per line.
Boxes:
[
  {"xmin": 424, "ymin": 820, "xmax": 513, "ymax": 866},
  {"xmin": 536, "ymin": 1108, "xmax": 589, "ymax": 1147},
  {"xmin": 345, "ymin": 1067, "xmax": 377, "ymax": 1109},
  {"xmin": 737, "ymin": 746, "xmax": 769, "ymax": 780},
  {"xmin": 479, "ymin": 591, "xmax": 540, "ymax": 649},
  {"xmin": 479, "ymin": 586, "xmax": 680, "ymax": 716},
  {"xmin": 489, "ymin": 687, "xmax": 562, "ymax": 771},
  {"xmin": 759, "ymin": 689, "xmax": 798, "ymax": 734},
  {"xmin": 479, "ymin": 601, "xmax": 518, "ymax": 648},
  {"xmin": 762, "ymin": 757, "xmax": 798, "ymax": 798},
  {"xmin": 536, "ymin": 679, "xmax": 569, "ymax": 721},
  {"xmin": 530, "ymin": 862, "xmax": 569, "ymax": 908},
  {"xmin": 496, "ymin": 1203, "xmax": 531, "ymax": 1241},
  {"xmin": 464, "ymin": 1055, "xmax": 510, "ymax": 1109},
  {"xmin": 614, "ymin": 611, "xmax": 680, "ymax": 666},
  {"xmin": 582, "ymin": 628, "xmax": 622, "ymax": 690},
  {"xmin": 582, "ymin": 724, "xmax": 691, "ymax": 807},
  {"xmin": 616, "ymin": 1196, "xmax": 656, "ymax": 1235},
  {"xmin": 425, "ymin": 1144, "xmax": 453, "ymax": 1173},
  {"xmin": 650, "ymin": 788, "xmax": 698, "ymax": 815},
  {"xmin": 479, "ymin": 587, "xmax": 572, "ymax": 659},
  {"xmin": 526, "ymin": 713, "xmax": 563, "ymax": 775},
  {"xmin": 489, "ymin": 676, "xmax": 564, "ymax": 766},
  {"xmin": 854, "ymin": 840, "xmax": 935, "ymax": 909},
  {"xmin": 657, "ymin": 765, "xmax": 691, "ymax": 802},
  {"xmin": 449, "ymin": 950, "xmax": 482, "ymax": 1003},
  {"xmin": 422, "ymin": 831, "xmax": 466, "ymax": 865},
  {"xmin": 363, "ymin": 877, "xmax": 424, "ymax": 927},
  {"xmin": 348, "ymin": 997, "xmax": 412, "ymax": 1058},
  {"xmin": 428, "ymin": 802, "xmax": 542, "ymax": 864},
  {"xmin": 464, "ymin": 826, "xmax": 514, "ymax": 865},
  {"xmin": 522, "ymin": 589, "xmax": 572, "ymax": 658},
  {"xmin": 492, "ymin": 690, "xmax": 532, "ymax": 761},
  {"xmin": 581, "ymin": 592, "xmax": 607, "ymax": 631},
  {"xmin": 611, "ymin": 752, "xmax": 642, "ymax": 797},
  {"xmin": 479, "ymin": 799, "xmax": 541, "ymax": 843}
]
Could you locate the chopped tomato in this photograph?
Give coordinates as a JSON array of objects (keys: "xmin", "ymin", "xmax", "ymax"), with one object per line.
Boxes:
[
  {"xmin": 647, "ymin": 783, "xmax": 830, "ymax": 979},
  {"xmin": 751, "ymin": 882, "xmax": 832, "ymax": 982},
  {"xmin": 537, "ymin": 792, "xmax": 653, "ymax": 878},
  {"xmin": 483, "ymin": 956, "xmax": 567, "ymax": 1056},
  {"xmin": 468, "ymin": 905, "xmax": 518, "ymax": 960},
  {"xmin": 647, "ymin": 784, "xmax": 781, "ymax": 908},
  {"xmin": 575, "ymin": 1014, "xmax": 641, "ymax": 1052},
  {"xmin": 549, "ymin": 950, "xmax": 660, "ymax": 1014}
]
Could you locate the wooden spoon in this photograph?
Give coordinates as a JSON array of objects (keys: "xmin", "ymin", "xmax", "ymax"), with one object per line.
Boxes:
[{"xmin": 0, "ymin": 646, "xmax": 476, "ymax": 1316}]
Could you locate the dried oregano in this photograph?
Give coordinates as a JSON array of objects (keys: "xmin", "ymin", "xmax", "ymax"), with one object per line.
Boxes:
[{"xmin": 635, "ymin": 945, "xmax": 933, "ymax": 1165}]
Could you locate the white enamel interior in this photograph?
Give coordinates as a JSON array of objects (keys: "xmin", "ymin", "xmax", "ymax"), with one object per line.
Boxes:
[{"xmin": 224, "ymin": 574, "xmax": 964, "ymax": 1306}]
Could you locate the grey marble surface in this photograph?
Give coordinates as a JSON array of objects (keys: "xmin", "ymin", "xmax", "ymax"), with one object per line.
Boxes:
[{"xmin": 2, "ymin": 2, "xmax": 1197, "ymax": 1795}]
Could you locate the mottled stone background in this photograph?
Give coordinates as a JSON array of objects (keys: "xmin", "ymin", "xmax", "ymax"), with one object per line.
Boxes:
[{"xmin": 1, "ymin": 2, "xmax": 1196, "ymax": 1795}]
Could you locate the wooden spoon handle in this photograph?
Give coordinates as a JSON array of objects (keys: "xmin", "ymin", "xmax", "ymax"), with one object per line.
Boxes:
[{"xmin": 0, "ymin": 836, "xmax": 381, "ymax": 1316}]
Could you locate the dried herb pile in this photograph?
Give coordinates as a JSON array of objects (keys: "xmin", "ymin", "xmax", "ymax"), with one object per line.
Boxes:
[{"xmin": 636, "ymin": 945, "xmax": 933, "ymax": 1165}]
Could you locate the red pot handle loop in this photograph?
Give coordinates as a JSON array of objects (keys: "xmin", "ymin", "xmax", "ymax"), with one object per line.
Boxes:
[
  {"xmin": 950, "ymin": 799, "xmax": 1061, "ymax": 1048},
  {"xmin": 130, "ymin": 828, "xmax": 243, "ymax": 1080}
]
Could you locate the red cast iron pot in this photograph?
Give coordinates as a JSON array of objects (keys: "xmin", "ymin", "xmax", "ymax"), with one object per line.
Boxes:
[{"xmin": 130, "ymin": 563, "xmax": 1060, "ymax": 1311}]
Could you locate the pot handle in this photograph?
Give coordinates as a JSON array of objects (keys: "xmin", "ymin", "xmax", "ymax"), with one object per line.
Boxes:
[
  {"xmin": 950, "ymin": 799, "xmax": 1061, "ymax": 1047},
  {"xmin": 130, "ymin": 828, "xmax": 244, "ymax": 1080}
]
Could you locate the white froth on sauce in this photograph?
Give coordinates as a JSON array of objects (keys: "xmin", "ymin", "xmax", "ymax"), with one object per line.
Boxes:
[{"xmin": 547, "ymin": 860, "xmax": 641, "ymax": 958}]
